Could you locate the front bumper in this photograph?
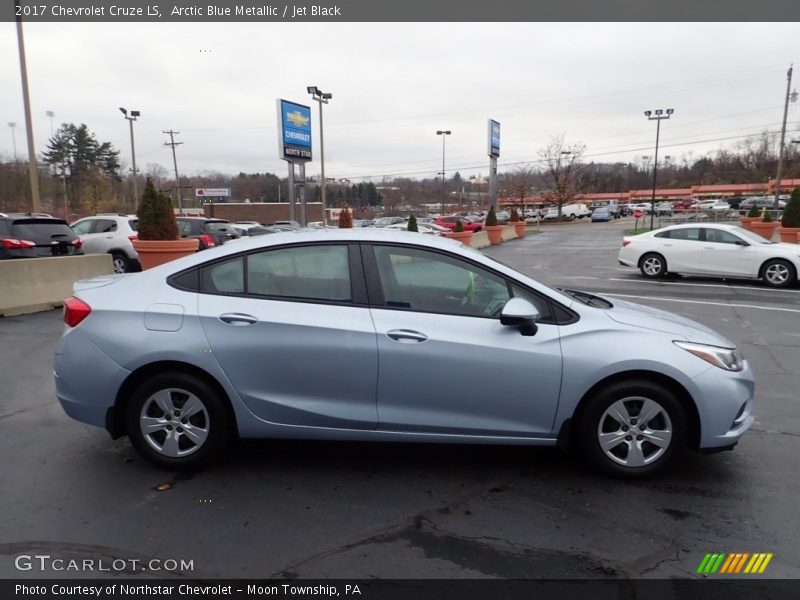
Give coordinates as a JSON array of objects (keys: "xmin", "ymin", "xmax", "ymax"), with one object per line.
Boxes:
[{"xmin": 692, "ymin": 361, "xmax": 755, "ymax": 449}]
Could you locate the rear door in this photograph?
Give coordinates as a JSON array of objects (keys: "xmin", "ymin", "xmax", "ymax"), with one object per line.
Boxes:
[
  {"xmin": 652, "ymin": 227, "xmax": 703, "ymax": 273},
  {"xmin": 197, "ymin": 242, "xmax": 379, "ymax": 430}
]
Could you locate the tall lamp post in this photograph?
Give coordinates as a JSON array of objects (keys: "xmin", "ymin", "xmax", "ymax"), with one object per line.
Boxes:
[
  {"xmin": 773, "ymin": 65, "xmax": 797, "ymax": 209},
  {"xmin": 307, "ymin": 86, "xmax": 332, "ymax": 225},
  {"xmin": 644, "ymin": 108, "xmax": 674, "ymax": 230},
  {"xmin": 45, "ymin": 110, "xmax": 55, "ymax": 137},
  {"xmin": 436, "ymin": 130, "xmax": 451, "ymax": 215},
  {"xmin": 119, "ymin": 107, "xmax": 141, "ymax": 211},
  {"xmin": 8, "ymin": 122, "xmax": 17, "ymax": 159}
]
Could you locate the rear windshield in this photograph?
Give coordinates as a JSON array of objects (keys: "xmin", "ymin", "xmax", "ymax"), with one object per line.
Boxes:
[{"xmin": 11, "ymin": 219, "xmax": 74, "ymax": 241}]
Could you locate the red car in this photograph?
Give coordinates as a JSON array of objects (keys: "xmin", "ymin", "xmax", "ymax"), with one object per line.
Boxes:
[{"xmin": 434, "ymin": 215, "xmax": 483, "ymax": 232}]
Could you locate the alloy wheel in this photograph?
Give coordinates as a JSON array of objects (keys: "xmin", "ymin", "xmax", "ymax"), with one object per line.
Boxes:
[
  {"xmin": 139, "ymin": 388, "xmax": 209, "ymax": 457},
  {"xmin": 597, "ymin": 397, "xmax": 673, "ymax": 468}
]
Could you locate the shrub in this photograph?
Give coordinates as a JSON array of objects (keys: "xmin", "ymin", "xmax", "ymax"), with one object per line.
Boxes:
[
  {"xmin": 781, "ymin": 188, "xmax": 800, "ymax": 228},
  {"xmin": 509, "ymin": 208, "xmax": 521, "ymax": 222},
  {"xmin": 137, "ymin": 178, "xmax": 179, "ymax": 241},
  {"xmin": 485, "ymin": 206, "xmax": 498, "ymax": 226},
  {"xmin": 338, "ymin": 206, "xmax": 353, "ymax": 228},
  {"xmin": 762, "ymin": 207, "xmax": 773, "ymax": 223},
  {"xmin": 407, "ymin": 214, "xmax": 418, "ymax": 232},
  {"xmin": 746, "ymin": 202, "xmax": 761, "ymax": 218},
  {"xmin": 454, "ymin": 219, "xmax": 465, "ymax": 233}
]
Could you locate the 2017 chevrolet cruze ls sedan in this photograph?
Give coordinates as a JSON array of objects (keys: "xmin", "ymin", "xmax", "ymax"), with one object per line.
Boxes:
[{"xmin": 55, "ymin": 229, "xmax": 754, "ymax": 476}]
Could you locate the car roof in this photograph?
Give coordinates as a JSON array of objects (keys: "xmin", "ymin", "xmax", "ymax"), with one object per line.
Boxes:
[{"xmin": 657, "ymin": 222, "xmax": 741, "ymax": 232}]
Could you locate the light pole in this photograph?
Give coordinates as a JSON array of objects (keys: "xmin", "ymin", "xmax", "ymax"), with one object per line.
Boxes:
[
  {"xmin": 436, "ymin": 130, "xmax": 451, "ymax": 215},
  {"xmin": 644, "ymin": 108, "xmax": 674, "ymax": 229},
  {"xmin": 308, "ymin": 86, "xmax": 332, "ymax": 225},
  {"xmin": 119, "ymin": 107, "xmax": 141, "ymax": 211},
  {"xmin": 8, "ymin": 122, "xmax": 17, "ymax": 159},
  {"xmin": 773, "ymin": 65, "xmax": 797, "ymax": 209},
  {"xmin": 45, "ymin": 110, "xmax": 55, "ymax": 137}
]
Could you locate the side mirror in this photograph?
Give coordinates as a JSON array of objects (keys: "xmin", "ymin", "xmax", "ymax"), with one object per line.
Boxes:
[{"xmin": 500, "ymin": 297, "xmax": 541, "ymax": 336}]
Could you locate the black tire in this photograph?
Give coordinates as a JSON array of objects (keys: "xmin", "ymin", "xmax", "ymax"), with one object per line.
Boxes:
[
  {"xmin": 111, "ymin": 252, "xmax": 133, "ymax": 274},
  {"xmin": 578, "ymin": 380, "xmax": 687, "ymax": 478},
  {"xmin": 125, "ymin": 372, "xmax": 233, "ymax": 470},
  {"xmin": 639, "ymin": 252, "xmax": 667, "ymax": 278},
  {"xmin": 760, "ymin": 259, "xmax": 796, "ymax": 288}
]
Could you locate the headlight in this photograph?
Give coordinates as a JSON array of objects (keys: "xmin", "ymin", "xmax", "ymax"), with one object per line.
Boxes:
[{"xmin": 674, "ymin": 341, "xmax": 744, "ymax": 372}]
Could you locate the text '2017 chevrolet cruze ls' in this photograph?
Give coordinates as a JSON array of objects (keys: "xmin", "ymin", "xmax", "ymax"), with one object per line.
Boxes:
[{"xmin": 55, "ymin": 229, "xmax": 754, "ymax": 477}]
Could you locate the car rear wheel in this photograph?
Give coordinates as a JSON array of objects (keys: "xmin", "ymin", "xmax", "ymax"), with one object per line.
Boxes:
[
  {"xmin": 125, "ymin": 373, "xmax": 232, "ymax": 469},
  {"xmin": 579, "ymin": 380, "xmax": 686, "ymax": 477},
  {"xmin": 111, "ymin": 252, "xmax": 132, "ymax": 274},
  {"xmin": 640, "ymin": 253, "xmax": 667, "ymax": 278},
  {"xmin": 761, "ymin": 259, "xmax": 796, "ymax": 288}
]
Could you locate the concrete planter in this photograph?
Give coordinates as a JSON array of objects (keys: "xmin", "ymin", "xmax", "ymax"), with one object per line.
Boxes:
[
  {"xmin": 484, "ymin": 225, "xmax": 504, "ymax": 245},
  {"xmin": 132, "ymin": 238, "xmax": 200, "ymax": 269},
  {"xmin": 777, "ymin": 227, "xmax": 800, "ymax": 243},
  {"xmin": 510, "ymin": 221, "xmax": 527, "ymax": 238},
  {"xmin": 749, "ymin": 221, "xmax": 779, "ymax": 241}
]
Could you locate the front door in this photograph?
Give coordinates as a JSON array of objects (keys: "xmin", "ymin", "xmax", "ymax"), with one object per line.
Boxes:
[{"xmin": 366, "ymin": 244, "xmax": 563, "ymax": 437}]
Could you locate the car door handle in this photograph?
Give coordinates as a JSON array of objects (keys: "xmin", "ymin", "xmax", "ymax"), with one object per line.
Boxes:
[
  {"xmin": 703, "ymin": 247, "xmax": 714, "ymax": 250},
  {"xmin": 386, "ymin": 329, "xmax": 428, "ymax": 343},
  {"xmin": 219, "ymin": 313, "xmax": 259, "ymax": 326}
]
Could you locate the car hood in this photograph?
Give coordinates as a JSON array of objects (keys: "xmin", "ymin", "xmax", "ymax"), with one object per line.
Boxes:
[{"xmin": 604, "ymin": 297, "xmax": 735, "ymax": 347}]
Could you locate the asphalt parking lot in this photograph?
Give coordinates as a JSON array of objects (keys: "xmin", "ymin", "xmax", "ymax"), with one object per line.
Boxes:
[{"xmin": 1, "ymin": 217, "xmax": 799, "ymax": 580}]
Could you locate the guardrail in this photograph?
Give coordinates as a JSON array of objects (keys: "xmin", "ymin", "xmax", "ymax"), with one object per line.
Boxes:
[{"xmin": 0, "ymin": 254, "xmax": 113, "ymax": 317}]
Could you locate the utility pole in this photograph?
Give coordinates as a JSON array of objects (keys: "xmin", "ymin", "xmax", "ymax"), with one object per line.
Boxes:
[
  {"xmin": 163, "ymin": 130, "xmax": 184, "ymax": 215},
  {"xmin": 774, "ymin": 65, "xmax": 797, "ymax": 209},
  {"xmin": 15, "ymin": 0, "xmax": 41, "ymax": 211}
]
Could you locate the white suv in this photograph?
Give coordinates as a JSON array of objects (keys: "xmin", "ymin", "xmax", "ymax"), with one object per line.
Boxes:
[{"xmin": 70, "ymin": 214, "xmax": 140, "ymax": 273}]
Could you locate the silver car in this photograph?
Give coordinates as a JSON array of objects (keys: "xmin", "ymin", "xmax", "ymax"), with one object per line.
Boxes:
[
  {"xmin": 71, "ymin": 214, "xmax": 140, "ymax": 273},
  {"xmin": 54, "ymin": 229, "xmax": 754, "ymax": 476}
]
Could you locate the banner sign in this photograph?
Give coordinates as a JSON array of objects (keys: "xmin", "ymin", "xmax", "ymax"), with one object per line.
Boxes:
[
  {"xmin": 277, "ymin": 99, "xmax": 312, "ymax": 162},
  {"xmin": 488, "ymin": 119, "xmax": 500, "ymax": 158},
  {"xmin": 195, "ymin": 188, "xmax": 231, "ymax": 197}
]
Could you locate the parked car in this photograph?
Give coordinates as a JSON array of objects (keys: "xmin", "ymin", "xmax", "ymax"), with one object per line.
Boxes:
[
  {"xmin": 371, "ymin": 216, "xmax": 407, "ymax": 228},
  {"xmin": 56, "ymin": 229, "xmax": 754, "ymax": 477},
  {"xmin": 738, "ymin": 197, "xmax": 787, "ymax": 215},
  {"xmin": 232, "ymin": 223, "xmax": 280, "ymax": 237},
  {"xmin": 434, "ymin": 215, "xmax": 483, "ymax": 232},
  {"xmin": 1, "ymin": 213, "xmax": 83, "ymax": 260},
  {"xmin": 591, "ymin": 207, "xmax": 611, "ymax": 222},
  {"xmin": 619, "ymin": 223, "xmax": 800, "ymax": 288},
  {"xmin": 176, "ymin": 217, "xmax": 240, "ymax": 249},
  {"xmin": 272, "ymin": 220, "xmax": 301, "ymax": 228},
  {"xmin": 70, "ymin": 214, "xmax": 140, "ymax": 273},
  {"xmin": 655, "ymin": 202, "xmax": 673, "ymax": 216}
]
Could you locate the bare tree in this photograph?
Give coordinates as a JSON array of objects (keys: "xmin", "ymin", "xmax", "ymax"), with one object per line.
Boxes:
[
  {"xmin": 506, "ymin": 165, "xmax": 537, "ymax": 211},
  {"xmin": 538, "ymin": 135, "xmax": 587, "ymax": 218}
]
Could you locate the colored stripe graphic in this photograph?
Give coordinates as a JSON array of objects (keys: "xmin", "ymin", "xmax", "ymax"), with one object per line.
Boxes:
[{"xmin": 698, "ymin": 552, "xmax": 773, "ymax": 574}]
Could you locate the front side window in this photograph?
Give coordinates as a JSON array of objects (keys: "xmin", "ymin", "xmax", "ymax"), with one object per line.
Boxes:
[
  {"xmin": 248, "ymin": 245, "xmax": 351, "ymax": 301},
  {"xmin": 703, "ymin": 228, "xmax": 741, "ymax": 245},
  {"xmin": 372, "ymin": 245, "xmax": 511, "ymax": 318}
]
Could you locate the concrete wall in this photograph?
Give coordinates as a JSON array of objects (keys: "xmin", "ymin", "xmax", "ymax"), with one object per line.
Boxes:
[
  {"xmin": 204, "ymin": 202, "xmax": 324, "ymax": 224},
  {"xmin": 0, "ymin": 254, "xmax": 113, "ymax": 317}
]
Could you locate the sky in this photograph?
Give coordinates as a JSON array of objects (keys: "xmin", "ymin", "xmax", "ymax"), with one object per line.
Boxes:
[{"xmin": 1, "ymin": 21, "xmax": 800, "ymax": 184}]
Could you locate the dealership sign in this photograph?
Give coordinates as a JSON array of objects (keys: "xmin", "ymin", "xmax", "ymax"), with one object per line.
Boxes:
[
  {"xmin": 195, "ymin": 188, "xmax": 231, "ymax": 197},
  {"xmin": 277, "ymin": 99, "xmax": 312, "ymax": 162},
  {"xmin": 488, "ymin": 119, "xmax": 500, "ymax": 157}
]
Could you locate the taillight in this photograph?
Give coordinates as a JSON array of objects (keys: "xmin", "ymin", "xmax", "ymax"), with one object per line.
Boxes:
[
  {"xmin": 71, "ymin": 238, "xmax": 83, "ymax": 248},
  {"xmin": 63, "ymin": 296, "xmax": 92, "ymax": 327},
  {"xmin": 127, "ymin": 234, "xmax": 138, "ymax": 242},
  {"xmin": 622, "ymin": 238, "xmax": 631, "ymax": 247},
  {"xmin": 2, "ymin": 238, "xmax": 36, "ymax": 249},
  {"xmin": 199, "ymin": 234, "xmax": 215, "ymax": 247}
]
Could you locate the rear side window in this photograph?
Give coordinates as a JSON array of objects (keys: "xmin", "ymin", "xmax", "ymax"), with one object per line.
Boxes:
[
  {"xmin": 128, "ymin": 219, "xmax": 138, "ymax": 231},
  {"xmin": 95, "ymin": 219, "xmax": 117, "ymax": 233},
  {"xmin": 248, "ymin": 245, "xmax": 351, "ymax": 301},
  {"xmin": 665, "ymin": 228, "xmax": 700, "ymax": 241},
  {"xmin": 201, "ymin": 257, "xmax": 244, "ymax": 294}
]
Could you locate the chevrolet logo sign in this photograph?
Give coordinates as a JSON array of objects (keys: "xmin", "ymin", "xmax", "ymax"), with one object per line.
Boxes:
[{"xmin": 286, "ymin": 111, "xmax": 309, "ymax": 127}]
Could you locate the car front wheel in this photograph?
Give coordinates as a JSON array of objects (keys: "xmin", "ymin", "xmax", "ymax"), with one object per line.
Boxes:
[
  {"xmin": 125, "ymin": 373, "xmax": 232, "ymax": 469},
  {"xmin": 640, "ymin": 253, "xmax": 667, "ymax": 278},
  {"xmin": 761, "ymin": 259, "xmax": 796, "ymax": 288},
  {"xmin": 579, "ymin": 380, "xmax": 686, "ymax": 477}
]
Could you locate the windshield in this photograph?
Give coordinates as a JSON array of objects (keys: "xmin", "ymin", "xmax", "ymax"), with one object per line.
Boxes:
[{"xmin": 733, "ymin": 227, "xmax": 776, "ymax": 244}]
